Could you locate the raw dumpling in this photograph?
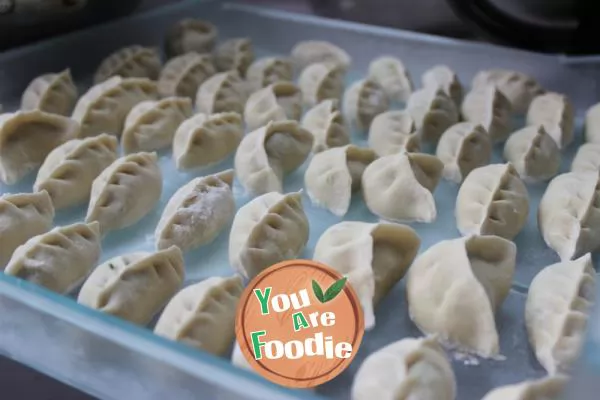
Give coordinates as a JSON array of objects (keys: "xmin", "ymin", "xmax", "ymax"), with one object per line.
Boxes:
[
  {"xmin": 290, "ymin": 40, "xmax": 351, "ymax": 71},
  {"xmin": 481, "ymin": 376, "xmax": 567, "ymax": 400},
  {"xmin": 246, "ymin": 57, "xmax": 293, "ymax": 90},
  {"xmin": 368, "ymin": 110, "xmax": 420, "ymax": 156},
  {"xmin": 235, "ymin": 120, "xmax": 312, "ymax": 196},
  {"xmin": 94, "ymin": 45, "xmax": 162, "ymax": 84},
  {"xmin": 343, "ymin": 78, "xmax": 389, "ymax": 131},
  {"xmin": 351, "ymin": 336, "xmax": 456, "ymax": 400},
  {"xmin": 229, "ymin": 191, "xmax": 309, "ymax": 279},
  {"xmin": 86, "ymin": 152, "xmax": 162, "ymax": 234},
  {"xmin": 472, "ymin": 69, "xmax": 544, "ymax": 114},
  {"xmin": 422, "ymin": 65, "xmax": 462, "ymax": 106},
  {"xmin": 21, "ymin": 69, "xmax": 78, "ymax": 116},
  {"xmin": 0, "ymin": 110, "xmax": 79, "ymax": 184},
  {"xmin": 158, "ymin": 53, "xmax": 216, "ymax": 99},
  {"xmin": 313, "ymin": 221, "xmax": 420, "ymax": 328},
  {"xmin": 456, "ymin": 163, "xmax": 529, "ymax": 240},
  {"xmin": 538, "ymin": 172, "xmax": 600, "ymax": 261},
  {"xmin": 407, "ymin": 235, "xmax": 516, "ymax": 357},
  {"xmin": 195, "ymin": 71, "xmax": 247, "ymax": 115},
  {"xmin": 526, "ymin": 254, "xmax": 596, "ymax": 375},
  {"xmin": 503, "ymin": 125, "xmax": 561, "ymax": 182},
  {"xmin": 214, "ymin": 38, "xmax": 254, "ymax": 77},
  {"xmin": 367, "ymin": 56, "xmax": 413, "ymax": 103},
  {"xmin": 34, "ymin": 134, "xmax": 119, "ymax": 210},
  {"xmin": 461, "ymin": 85, "xmax": 512, "ymax": 142},
  {"xmin": 77, "ymin": 246, "xmax": 185, "ymax": 325},
  {"xmin": 244, "ymin": 82, "xmax": 303, "ymax": 131},
  {"xmin": 155, "ymin": 170, "xmax": 235, "ymax": 252},
  {"xmin": 154, "ymin": 276, "xmax": 244, "ymax": 355},
  {"xmin": 164, "ymin": 18, "xmax": 217, "ymax": 57},
  {"xmin": 298, "ymin": 62, "xmax": 345, "ymax": 107},
  {"xmin": 585, "ymin": 102, "xmax": 600, "ymax": 143},
  {"xmin": 407, "ymin": 87, "xmax": 459, "ymax": 144},
  {"xmin": 362, "ymin": 152, "xmax": 443, "ymax": 223},
  {"xmin": 5, "ymin": 221, "xmax": 101, "ymax": 294},
  {"xmin": 571, "ymin": 143, "xmax": 600, "ymax": 173},
  {"xmin": 121, "ymin": 97, "xmax": 193, "ymax": 154},
  {"xmin": 72, "ymin": 76, "xmax": 159, "ymax": 138},
  {"xmin": 436, "ymin": 122, "xmax": 492, "ymax": 183},
  {"xmin": 0, "ymin": 191, "xmax": 54, "ymax": 270},
  {"xmin": 526, "ymin": 92, "xmax": 575, "ymax": 149},
  {"xmin": 305, "ymin": 145, "xmax": 377, "ymax": 216},
  {"xmin": 301, "ymin": 99, "xmax": 350, "ymax": 153},
  {"xmin": 173, "ymin": 112, "xmax": 243, "ymax": 170}
]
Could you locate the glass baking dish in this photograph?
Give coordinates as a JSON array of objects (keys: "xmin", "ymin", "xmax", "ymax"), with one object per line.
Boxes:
[{"xmin": 0, "ymin": 1, "xmax": 599, "ymax": 399}]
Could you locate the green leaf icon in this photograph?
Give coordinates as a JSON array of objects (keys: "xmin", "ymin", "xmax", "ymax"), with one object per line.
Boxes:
[
  {"xmin": 323, "ymin": 277, "xmax": 347, "ymax": 303},
  {"xmin": 312, "ymin": 279, "xmax": 325, "ymax": 303}
]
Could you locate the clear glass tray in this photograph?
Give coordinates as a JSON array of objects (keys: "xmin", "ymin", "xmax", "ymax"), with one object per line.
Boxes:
[{"xmin": 0, "ymin": 1, "xmax": 599, "ymax": 399}]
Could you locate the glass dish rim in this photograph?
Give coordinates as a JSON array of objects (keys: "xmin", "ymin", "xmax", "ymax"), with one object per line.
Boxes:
[
  {"xmin": 1, "ymin": 0, "xmax": 599, "ymax": 398},
  {"xmin": 0, "ymin": 273, "xmax": 324, "ymax": 400}
]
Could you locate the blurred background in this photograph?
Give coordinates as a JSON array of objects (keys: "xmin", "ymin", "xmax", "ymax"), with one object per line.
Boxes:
[
  {"xmin": 0, "ymin": 0, "xmax": 590, "ymax": 53},
  {"xmin": 0, "ymin": 0, "xmax": 593, "ymax": 398}
]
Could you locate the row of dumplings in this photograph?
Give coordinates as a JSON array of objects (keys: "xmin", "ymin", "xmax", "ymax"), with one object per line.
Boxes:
[
  {"xmin": 227, "ymin": 215, "xmax": 593, "ymax": 399},
  {"xmin": 2, "ymin": 182, "xmax": 592, "ymax": 399},
  {"xmin": 349, "ymin": 231, "xmax": 594, "ymax": 400},
  {"xmin": 0, "ymin": 163, "xmax": 239, "ymax": 273},
  {"xmin": 4, "ymin": 27, "xmax": 593, "ymax": 202},
  {"xmin": 352, "ymin": 337, "xmax": 567, "ymax": 400},
  {"xmin": 4, "ymin": 23, "xmax": 600, "ymax": 276},
  {"xmin": 0, "ymin": 197, "xmax": 242, "ymax": 355},
  {"xmin": 305, "ymin": 142, "xmax": 600, "ymax": 264}
]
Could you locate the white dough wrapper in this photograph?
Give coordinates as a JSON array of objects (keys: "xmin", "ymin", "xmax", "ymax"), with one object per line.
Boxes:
[
  {"xmin": 368, "ymin": 110, "xmax": 420, "ymax": 156},
  {"xmin": 538, "ymin": 172, "xmax": 600, "ymax": 261},
  {"xmin": 456, "ymin": 163, "xmax": 529, "ymax": 240},
  {"xmin": 503, "ymin": 125, "xmax": 561, "ymax": 182},
  {"xmin": 343, "ymin": 78, "xmax": 389, "ymax": 132},
  {"xmin": 0, "ymin": 191, "xmax": 55, "ymax": 270},
  {"xmin": 0, "ymin": 110, "xmax": 79, "ymax": 184},
  {"xmin": 526, "ymin": 92, "xmax": 575, "ymax": 149},
  {"xmin": 290, "ymin": 40, "xmax": 351, "ymax": 72},
  {"xmin": 155, "ymin": 170, "xmax": 235, "ymax": 252},
  {"xmin": 234, "ymin": 120, "xmax": 312, "ymax": 196},
  {"xmin": 155, "ymin": 275, "xmax": 244, "ymax": 356},
  {"xmin": 313, "ymin": 221, "xmax": 420, "ymax": 329},
  {"xmin": 472, "ymin": 69, "xmax": 544, "ymax": 114},
  {"xmin": 229, "ymin": 191, "xmax": 309, "ymax": 279},
  {"xmin": 164, "ymin": 18, "xmax": 217, "ymax": 57},
  {"xmin": 461, "ymin": 84, "xmax": 512, "ymax": 143},
  {"xmin": 571, "ymin": 143, "xmax": 600, "ymax": 173},
  {"xmin": 481, "ymin": 375, "xmax": 568, "ymax": 400},
  {"xmin": 5, "ymin": 221, "xmax": 101, "ymax": 294},
  {"xmin": 21, "ymin": 69, "xmax": 78, "ymax": 116},
  {"xmin": 304, "ymin": 145, "xmax": 376, "ymax": 216},
  {"xmin": 436, "ymin": 122, "xmax": 492, "ymax": 184},
  {"xmin": 422, "ymin": 64, "xmax": 463, "ymax": 106},
  {"xmin": 526, "ymin": 254, "xmax": 596, "ymax": 375},
  {"xmin": 406, "ymin": 87, "xmax": 458, "ymax": 144},
  {"xmin": 78, "ymin": 246, "xmax": 185, "ymax": 325},
  {"xmin": 301, "ymin": 99, "xmax": 350, "ymax": 153},
  {"xmin": 368, "ymin": 56, "xmax": 413, "ymax": 103},
  {"xmin": 351, "ymin": 336, "xmax": 456, "ymax": 400},
  {"xmin": 406, "ymin": 235, "xmax": 516, "ymax": 357},
  {"xmin": 362, "ymin": 152, "xmax": 443, "ymax": 223}
]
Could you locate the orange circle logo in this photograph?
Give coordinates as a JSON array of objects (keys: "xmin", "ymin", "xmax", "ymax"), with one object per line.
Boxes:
[{"xmin": 235, "ymin": 260, "xmax": 364, "ymax": 388}]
